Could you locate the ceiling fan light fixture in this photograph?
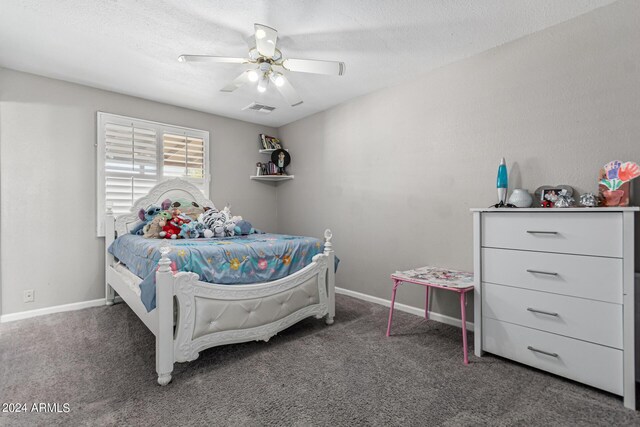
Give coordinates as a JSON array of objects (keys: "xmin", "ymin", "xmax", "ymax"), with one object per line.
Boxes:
[
  {"xmin": 247, "ymin": 69, "xmax": 259, "ymax": 82},
  {"xmin": 257, "ymin": 75, "xmax": 269, "ymax": 93},
  {"xmin": 188, "ymin": 23, "xmax": 345, "ymax": 106},
  {"xmin": 273, "ymin": 73, "xmax": 285, "ymax": 87}
]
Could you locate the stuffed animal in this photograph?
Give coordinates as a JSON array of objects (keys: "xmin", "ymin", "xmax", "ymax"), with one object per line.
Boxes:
[
  {"xmin": 169, "ymin": 198, "xmax": 208, "ymax": 221},
  {"xmin": 223, "ymin": 220, "xmax": 236, "ymax": 237},
  {"xmin": 131, "ymin": 199, "xmax": 171, "ymax": 236},
  {"xmin": 179, "ymin": 223, "xmax": 195, "ymax": 239},
  {"xmin": 131, "ymin": 204, "xmax": 161, "ymax": 235},
  {"xmin": 172, "ymin": 212, "xmax": 191, "ymax": 227},
  {"xmin": 160, "ymin": 221, "xmax": 181, "ymax": 239},
  {"xmin": 191, "ymin": 221, "xmax": 206, "ymax": 238},
  {"xmin": 143, "ymin": 211, "xmax": 173, "ymax": 238},
  {"xmin": 198, "ymin": 208, "xmax": 219, "ymax": 229},
  {"xmin": 234, "ymin": 220, "xmax": 255, "ymax": 235},
  {"xmin": 198, "ymin": 207, "xmax": 237, "ymax": 238}
]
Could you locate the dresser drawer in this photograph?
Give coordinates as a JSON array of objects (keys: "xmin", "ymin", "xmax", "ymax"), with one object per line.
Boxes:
[
  {"xmin": 481, "ymin": 212, "xmax": 622, "ymax": 257},
  {"xmin": 482, "ymin": 283, "xmax": 622, "ymax": 348},
  {"xmin": 481, "ymin": 248, "xmax": 622, "ymax": 304},
  {"xmin": 482, "ymin": 317, "xmax": 622, "ymax": 395}
]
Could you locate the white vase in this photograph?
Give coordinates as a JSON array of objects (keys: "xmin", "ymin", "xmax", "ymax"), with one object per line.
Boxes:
[{"xmin": 508, "ymin": 189, "xmax": 533, "ymax": 208}]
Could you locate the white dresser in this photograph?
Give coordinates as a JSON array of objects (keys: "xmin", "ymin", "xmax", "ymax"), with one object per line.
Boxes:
[{"xmin": 472, "ymin": 208, "xmax": 638, "ymax": 409}]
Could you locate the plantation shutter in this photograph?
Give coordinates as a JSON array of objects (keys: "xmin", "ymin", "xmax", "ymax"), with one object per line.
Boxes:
[
  {"xmin": 97, "ymin": 112, "xmax": 210, "ymax": 236},
  {"xmin": 163, "ymin": 133, "xmax": 207, "ymax": 193},
  {"xmin": 104, "ymin": 123, "xmax": 159, "ymax": 216}
]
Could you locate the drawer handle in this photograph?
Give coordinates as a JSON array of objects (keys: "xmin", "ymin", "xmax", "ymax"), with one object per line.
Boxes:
[
  {"xmin": 527, "ymin": 307, "xmax": 559, "ymax": 317},
  {"xmin": 526, "ymin": 269, "xmax": 558, "ymax": 276},
  {"xmin": 526, "ymin": 230, "xmax": 559, "ymax": 235},
  {"xmin": 527, "ymin": 346, "xmax": 558, "ymax": 358}
]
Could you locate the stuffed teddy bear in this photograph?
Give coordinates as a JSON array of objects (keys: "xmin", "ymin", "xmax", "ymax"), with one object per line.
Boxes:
[{"xmin": 143, "ymin": 210, "xmax": 172, "ymax": 238}]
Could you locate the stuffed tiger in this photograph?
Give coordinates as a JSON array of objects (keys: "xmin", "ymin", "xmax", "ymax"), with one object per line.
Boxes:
[{"xmin": 198, "ymin": 207, "xmax": 235, "ymax": 238}]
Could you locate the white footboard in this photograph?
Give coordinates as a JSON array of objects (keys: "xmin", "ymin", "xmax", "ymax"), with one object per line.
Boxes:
[{"xmin": 155, "ymin": 230, "xmax": 336, "ymax": 385}]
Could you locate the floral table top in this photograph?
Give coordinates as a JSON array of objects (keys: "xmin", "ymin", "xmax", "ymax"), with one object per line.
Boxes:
[{"xmin": 392, "ymin": 267, "xmax": 474, "ymax": 289}]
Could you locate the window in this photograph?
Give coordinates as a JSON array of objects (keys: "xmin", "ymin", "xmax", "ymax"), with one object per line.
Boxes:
[{"xmin": 97, "ymin": 112, "xmax": 210, "ymax": 236}]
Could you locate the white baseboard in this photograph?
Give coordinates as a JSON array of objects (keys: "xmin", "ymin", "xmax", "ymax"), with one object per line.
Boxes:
[
  {"xmin": 335, "ymin": 286, "xmax": 474, "ymax": 332},
  {"xmin": 0, "ymin": 297, "xmax": 118, "ymax": 323}
]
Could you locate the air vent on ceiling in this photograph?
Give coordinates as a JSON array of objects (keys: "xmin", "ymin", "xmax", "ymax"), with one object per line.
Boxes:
[{"xmin": 242, "ymin": 102, "xmax": 276, "ymax": 114}]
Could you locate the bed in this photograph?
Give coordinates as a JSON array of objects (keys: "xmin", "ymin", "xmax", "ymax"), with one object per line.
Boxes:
[{"xmin": 104, "ymin": 178, "xmax": 335, "ymax": 385}]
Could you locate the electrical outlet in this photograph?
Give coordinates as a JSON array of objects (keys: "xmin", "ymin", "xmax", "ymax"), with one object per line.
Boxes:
[{"xmin": 23, "ymin": 289, "xmax": 35, "ymax": 303}]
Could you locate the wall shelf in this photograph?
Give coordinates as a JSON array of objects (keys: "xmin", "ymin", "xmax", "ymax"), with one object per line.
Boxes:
[
  {"xmin": 250, "ymin": 175, "xmax": 294, "ymax": 182},
  {"xmin": 258, "ymin": 148, "xmax": 289, "ymax": 154}
]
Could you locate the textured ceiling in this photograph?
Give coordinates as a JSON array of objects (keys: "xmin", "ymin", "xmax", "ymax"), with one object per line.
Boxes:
[{"xmin": 0, "ymin": 0, "xmax": 616, "ymax": 127}]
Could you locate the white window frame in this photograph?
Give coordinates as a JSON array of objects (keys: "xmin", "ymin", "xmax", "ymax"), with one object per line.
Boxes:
[{"xmin": 97, "ymin": 112, "xmax": 210, "ymax": 236}]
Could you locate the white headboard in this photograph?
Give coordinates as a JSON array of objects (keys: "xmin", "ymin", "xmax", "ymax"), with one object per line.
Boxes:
[{"xmin": 113, "ymin": 178, "xmax": 216, "ymax": 236}]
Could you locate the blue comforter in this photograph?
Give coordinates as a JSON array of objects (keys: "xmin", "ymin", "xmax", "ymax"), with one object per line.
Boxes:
[{"xmin": 109, "ymin": 234, "xmax": 326, "ymax": 312}]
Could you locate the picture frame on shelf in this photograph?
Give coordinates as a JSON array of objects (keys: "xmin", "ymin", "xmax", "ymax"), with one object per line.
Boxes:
[{"xmin": 541, "ymin": 188, "xmax": 563, "ymax": 208}]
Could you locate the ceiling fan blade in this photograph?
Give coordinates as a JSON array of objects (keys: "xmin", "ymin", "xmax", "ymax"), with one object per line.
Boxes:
[
  {"xmin": 271, "ymin": 74, "xmax": 303, "ymax": 107},
  {"xmin": 178, "ymin": 55, "xmax": 248, "ymax": 64},
  {"xmin": 282, "ymin": 58, "xmax": 346, "ymax": 76},
  {"xmin": 220, "ymin": 70, "xmax": 251, "ymax": 92},
  {"xmin": 254, "ymin": 23, "xmax": 277, "ymax": 58}
]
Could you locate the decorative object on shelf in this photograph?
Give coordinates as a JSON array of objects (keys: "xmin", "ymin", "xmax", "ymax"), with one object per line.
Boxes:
[
  {"xmin": 260, "ymin": 134, "xmax": 282, "ymax": 150},
  {"xmin": 579, "ymin": 192, "xmax": 598, "ymax": 207},
  {"xmin": 540, "ymin": 188, "xmax": 563, "ymax": 208},
  {"xmin": 507, "ymin": 189, "xmax": 533, "ymax": 208},
  {"xmin": 491, "ymin": 158, "xmax": 515, "ymax": 208},
  {"xmin": 534, "ymin": 185, "xmax": 574, "ymax": 207},
  {"xmin": 598, "ymin": 160, "xmax": 640, "ymax": 207},
  {"xmin": 252, "ymin": 136, "xmax": 294, "ymax": 182},
  {"xmin": 271, "ymin": 148, "xmax": 291, "ymax": 175},
  {"xmin": 554, "ymin": 189, "xmax": 574, "ymax": 208},
  {"xmin": 495, "ymin": 158, "xmax": 509, "ymax": 207}
]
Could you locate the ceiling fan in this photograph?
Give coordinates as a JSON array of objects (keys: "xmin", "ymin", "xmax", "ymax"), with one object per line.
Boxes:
[{"xmin": 178, "ymin": 23, "xmax": 346, "ymax": 107}]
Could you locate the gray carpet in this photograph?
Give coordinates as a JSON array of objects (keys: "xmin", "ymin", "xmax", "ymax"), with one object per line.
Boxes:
[{"xmin": 1, "ymin": 295, "xmax": 639, "ymax": 426}]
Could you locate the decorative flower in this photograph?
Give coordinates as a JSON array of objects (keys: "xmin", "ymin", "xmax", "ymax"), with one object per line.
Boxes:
[
  {"xmin": 230, "ymin": 258, "xmax": 240, "ymax": 270},
  {"xmin": 177, "ymin": 250, "xmax": 187, "ymax": 257},
  {"xmin": 619, "ymin": 162, "xmax": 640, "ymax": 182},
  {"xmin": 605, "ymin": 160, "xmax": 622, "ymax": 180},
  {"xmin": 601, "ymin": 178, "xmax": 623, "ymax": 191},
  {"xmin": 282, "ymin": 255, "xmax": 291, "ymax": 266},
  {"xmin": 258, "ymin": 259, "xmax": 267, "ymax": 270}
]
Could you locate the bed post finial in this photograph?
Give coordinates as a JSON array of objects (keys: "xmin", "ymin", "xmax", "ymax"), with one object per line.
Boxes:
[
  {"xmin": 158, "ymin": 241, "xmax": 172, "ymax": 273},
  {"xmin": 324, "ymin": 229, "xmax": 333, "ymax": 251}
]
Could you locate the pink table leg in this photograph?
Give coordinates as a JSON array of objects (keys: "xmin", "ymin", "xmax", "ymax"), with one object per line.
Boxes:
[
  {"xmin": 424, "ymin": 286, "xmax": 429, "ymax": 319},
  {"xmin": 460, "ymin": 290, "xmax": 469, "ymax": 365},
  {"xmin": 386, "ymin": 279, "xmax": 400, "ymax": 337}
]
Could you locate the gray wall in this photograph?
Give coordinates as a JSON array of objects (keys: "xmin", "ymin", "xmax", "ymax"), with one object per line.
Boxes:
[
  {"xmin": 0, "ymin": 68, "xmax": 278, "ymax": 315},
  {"xmin": 276, "ymin": 0, "xmax": 640, "ymax": 320}
]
